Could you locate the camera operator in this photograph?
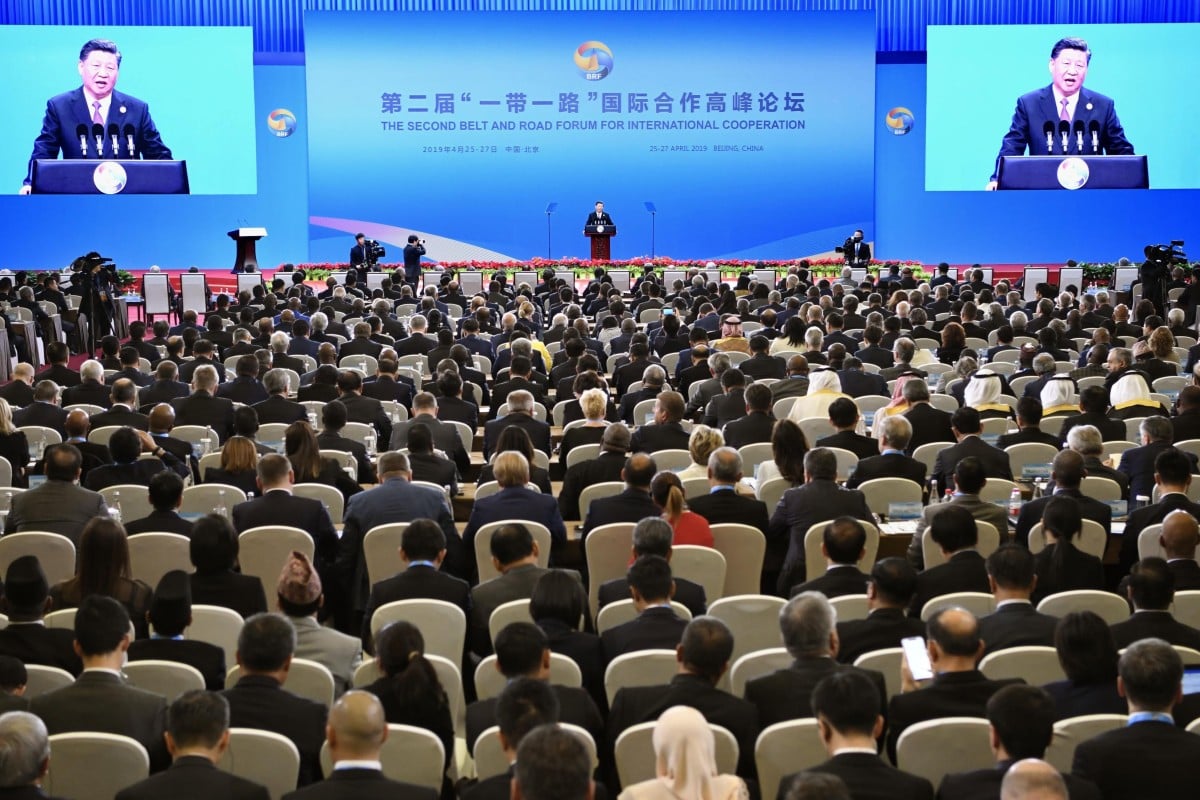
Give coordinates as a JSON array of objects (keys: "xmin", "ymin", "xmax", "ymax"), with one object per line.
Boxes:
[
  {"xmin": 404, "ymin": 234, "xmax": 426, "ymax": 289},
  {"xmin": 1139, "ymin": 244, "xmax": 1178, "ymax": 318},
  {"xmin": 73, "ymin": 251, "xmax": 119, "ymax": 356},
  {"xmin": 841, "ymin": 229, "xmax": 870, "ymax": 266},
  {"xmin": 349, "ymin": 233, "xmax": 368, "ymax": 270}
]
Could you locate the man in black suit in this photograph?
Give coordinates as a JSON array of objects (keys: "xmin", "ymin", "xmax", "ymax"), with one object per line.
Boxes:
[
  {"xmin": 600, "ymin": 555, "xmax": 689, "ymax": 666},
  {"xmin": 746, "ymin": 591, "xmax": 887, "ymax": 730},
  {"xmin": 597, "ymin": 517, "xmax": 707, "ymax": 618},
  {"xmin": 124, "ymin": 471, "xmax": 194, "ymax": 536},
  {"xmin": 628, "ymin": 391, "xmax": 691, "ymax": 455},
  {"xmin": 559, "ymin": 423, "xmax": 629, "ymax": 521},
  {"xmin": 115, "ymin": 690, "xmax": 270, "ymax": 800},
  {"xmin": 140, "ymin": 360, "xmax": 190, "ymax": 409},
  {"xmin": 770, "ymin": 355, "xmax": 810, "ymax": 402},
  {"xmin": 30, "ymin": 596, "xmax": 169, "ymax": 772},
  {"xmin": 362, "ymin": 357, "xmax": 416, "ymax": 409},
  {"xmin": 1118, "ymin": 449, "xmax": 1200, "ymax": 576},
  {"xmin": 318, "ymin": 401, "xmax": 376, "ymax": 486},
  {"xmin": 482, "ymin": 390, "xmax": 549, "ymax": 460},
  {"xmin": 178, "ymin": 340, "xmax": 227, "ymax": 385},
  {"xmin": 978, "ymin": 545, "xmax": 1060, "ymax": 655},
  {"xmin": 360, "ymin": 520, "xmax": 469, "ymax": 648},
  {"xmin": 702, "ymin": 368, "xmax": 748, "ymax": 429},
  {"xmin": 769, "ymin": 447, "xmax": 872, "ymax": 596},
  {"xmin": 1111, "ymin": 558, "xmax": 1200, "ymax": 650},
  {"xmin": 217, "ymin": 355, "xmax": 269, "ymax": 406},
  {"xmin": 1058, "ymin": 386, "xmax": 1128, "ymax": 443},
  {"xmin": 881, "ymin": 339, "xmax": 926, "ymax": 383},
  {"xmin": 111, "ymin": 346, "xmax": 153, "ymax": 389},
  {"xmin": 908, "ymin": 506, "xmax": 991, "ymax": 618},
  {"xmin": 1147, "ymin": 510, "xmax": 1200, "ymax": 591},
  {"xmin": 389, "ymin": 392, "xmax": 471, "ymax": 476},
  {"xmin": 721, "ymin": 383, "xmax": 776, "ymax": 449},
  {"xmin": 1072, "ymin": 638, "xmax": 1200, "ymax": 799},
  {"xmin": 252, "ymin": 368, "xmax": 308, "ymax": 426},
  {"xmin": 1063, "ymin": 422, "xmax": 1130, "ymax": 498},
  {"xmin": 780, "ymin": 671, "xmax": 934, "ymax": 800},
  {"xmin": 491, "ymin": 355, "xmax": 547, "ymax": 419},
  {"xmin": 901, "ymin": 379, "xmax": 956, "ymax": 454},
  {"xmin": 1015, "ymin": 450, "xmax": 1111, "ymax": 548},
  {"xmin": 127, "ymin": 571, "xmax": 226, "ymax": 690},
  {"xmin": 886, "ymin": 607, "xmax": 1023, "ymax": 763},
  {"xmin": 846, "ymin": 413, "xmax": 926, "ymax": 494},
  {"xmin": 1119, "ymin": 415, "xmax": 1199, "ymax": 502},
  {"xmin": 997, "ymin": 397, "xmax": 1063, "ymax": 449},
  {"xmin": 616, "ymin": 363, "xmax": 664, "ymax": 425},
  {"xmin": 0, "ymin": 362, "xmax": 34, "ymax": 407},
  {"xmin": 466, "ymin": 623, "xmax": 604, "ymax": 758},
  {"xmin": 33, "ymin": 343, "xmax": 80, "ymax": 388},
  {"xmin": 933, "ymin": 407, "xmax": 1013, "ymax": 497},
  {"xmin": 89, "ymin": 378, "xmax": 149, "ymax": 431},
  {"xmin": 789, "ymin": 518, "xmax": 871, "ymax": 599},
  {"xmin": 740, "ymin": 335, "xmax": 785, "ymax": 381},
  {"xmin": 339, "ymin": 322, "xmax": 384, "ymax": 360},
  {"xmin": 685, "ymin": 445, "xmax": 770, "ymax": 533},
  {"xmin": 836, "ymin": 558, "xmax": 926, "ymax": 665},
  {"xmin": 49, "ymin": 408, "xmax": 110, "ymax": 483},
  {"xmin": 464, "ymin": 679, "xmax": 564, "ymax": 800},
  {"xmin": 222, "ymin": 613, "xmax": 328, "ymax": 786},
  {"xmin": 1171, "ymin": 385, "xmax": 1200, "ymax": 442},
  {"xmin": 13, "ymin": 380, "xmax": 68, "ymax": 435},
  {"xmin": 837, "ymin": 357, "xmax": 889, "ymax": 399},
  {"xmin": 938, "ymin": 685, "xmax": 1100, "ymax": 800},
  {"xmin": 0, "ymin": 556, "xmax": 81, "ymax": 674},
  {"xmin": 83, "ymin": 426, "xmax": 176, "ymax": 491},
  {"xmin": 431, "ymin": 372, "xmax": 478, "ymax": 431},
  {"xmin": 171, "ymin": 365, "xmax": 235, "ymax": 442},
  {"xmin": 607, "ymin": 617, "xmax": 759, "ymax": 784},
  {"xmin": 581, "ymin": 453, "xmax": 661, "ymax": 539},
  {"xmin": 814, "ymin": 397, "xmax": 878, "ymax": 459}
]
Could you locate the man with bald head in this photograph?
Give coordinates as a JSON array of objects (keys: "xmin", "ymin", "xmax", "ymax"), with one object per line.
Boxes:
[
  {"xmin": 886, "ymin": 607, "xmax": 1023, "ymax": 762},
  {"xmin": 54, "ymin": 407, "xmax": 110, "ymax": 480},
  {"xmin": 1119, "ymin": 448, "xmax": 1200, "ymax": 576},
  {"xmin": 281, "ymin": 691, "xmax": 435, "ymax": 800},
  {"xmin": 0, "ymin": 362, "xmax": 34, "ymax": 407},
  {"xmin": 89, "ymin": 378, "xmax": 149, "ymax": 430},
  {"xmin": 1014, "ymin": 449, "xmax": 1111, "ymax": 548},
  {"xmin": 1159, "ymin": 510, "xmax": 1200, "ymax": 589},
  {"xmin": 580, "ymin": 453, "xmax": 661, "ymax": 538},
  {"xmin": 1000, "ymin": 760, "xmax": 1068, "ymax": 800},
  {"xmin": 148, "ymin": 402, "xmax": 199, "ymax": 480},
  {"xmin": 770, "ymin": 355, "xmax": 810, "ymax": 401}
]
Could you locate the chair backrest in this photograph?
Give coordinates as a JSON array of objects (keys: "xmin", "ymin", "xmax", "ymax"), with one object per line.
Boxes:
[
  {"xmin": 238, "ymin": 526, "xmax": 314, "ymax": 601},
  {"xmin": 802, "ymin": 519, "xmax": 880, "ymax": 582},
  {"xmin": 596, "ymin": 599, "xmax": 692, "ymax": 634},
  {"xmin": 919, "ymin": 591, "xmax": 996, "ymax": 622},
  {"xmin": 707, "ymin": 595, "xmax": 786, "ymax": 664},
  {"xmin": 857, "ymin": 477, "xmax": 923, "ymax": 516},
  {"xmin": 362, "ymin": 523, "xmax": 409, "ymax": 587},
  {"xmin": 181, "ymin": 483, "xmax": 246, "ymax": 520},
  {"xmin": 45, "ymin": 732, "xmax": 149, "ymax": 800},
  {"xmin": 1005, "ymin": 443, "xmax": 1060, "ymax": 479},
  {"xmin": 488, "ymin": 599, "xmax": 535, "ymax": 644},
  {"xmin": 578, "ymin": 481, "xmax": 625, "ymax": 522},
  {"xmin": 1137, "ymin": 523, "xmax": 1165, "ymax": 560},
  {"xmin": 584, "ymin": 522, "xmax": 636, "ymax": 620},
  {"xmin": 474, "ymin": 652, "xmax": 583, "ymax": 700},
  {"xmin": 226, "ymin": 658, "xmax": 335, "ymax": 707},
  {"xmin": 292, "ymin": 482, "xmax": 345, "ymax": 525},
  {"xmin": 187, "ymin": 605, "xmax": 245, "ymax": 667},
  {"xmin": 737, "ymin": 442, "xmax": 775, "ymax": 476},
  {"xmin": 0, "ymin": 531, "xmax": 76, "ymax": 587},
  {"xmin": 1027, "ymin": 520, "xmax": 1108, "ymax": 559},
  {"xmin": 979, "ymin": 646, "xmax": 1067, "ymax": 686},
  {"xmin": 921, "ymin": 521, "xmax": 1001, "ymax": 569},
  {"xmin": 24, "ymin": 664, "xmax": 74, "ymax": 698},
  {"xmin": 1044, "ymin": 714, "xmax": 1128, "ymax": 773},
  {"xmin": 825, "ymin": 447, "xmax": 860, "ymax": 482},
  {"xmin": 99, "ymin": 484, "xmax": 155, "ymax": 525},
  {"xmin": 474, "ymin": 723, "xmax": 597, "ymax": 780},
  {"xmin": 895, "ymin": 717, "xmax": 993, "ymax": 787},
  {"xmin": 828, "ymin": 594, "xmax": 870, "ymax": 622},
  {"xmin": 127, "ymin": 532, "xmax": 192, "ymax": 587},
  {"xmin": 218, "ymin": 728, "xmax": 301, "ymax": 800},
  {"xmin": 565, "ymin": 442, "xmax": 602, "ymax": 469},
  {"xmin": 86, "ymin": 425, "xmax": 123, "ymax": 447},
  {"xmin": 728, "ymin": 647, "xmax": 792, "ymax": 697},
  {"xmin": 44, "ymin": 609, "xmax": 77, "ymax": 630},
  {"xmin": 1080, "ymin": 476, "xmax": 1123, "ymax": 503},
  {"xmin": 475, "ymin": 520, "xmax": 553, "ymax": 583},
  {"xmin": 1036, "ymin": 590, "xmax": 1130, "ymax": 625},
  {"xmin": 851, "ymin": 648, "xmax": 905, "ymax": 700},
  {"xmin": 669, "ymin": 545, "xmax": 727, "ymax": 604},
  {"xmin": 604, "ymin": 649, "xmax": 679, "ymax": 705},
  {"xmin": 755, "ymin": 719, "xmax": 825, "ymax": 800},
  {"xmin": 911, "ymin": 442, "xmax": 947, "ymax": 476},
  {"xmin": 615, "ymin": 721, "xmax": 738, "ymax": 790},
  {"xmin": 709, "ymin": 523, "xmax": 767, "ymax": 597},
  {"xmin": 652, "ymin": 449, "xmax": 693, "ymax": 472},
  {"xmin": 318, "ymin": 724, "xmax": 446, "ymax": 790},
  {"xmin": 756, "ymin": 477, "xmax": 790, "ymax": 515},
  {"xmin": 1174, "ymin": 590, "xmax": 1200, "ymax": 629},
  {"xmin": 796, "ymin": 417, "xmax": 836, "ymax": 446},
  {"xmin": 370, "ymin": 598, "xmax": 467, "ymax": 671},
  {"xmin": 123, "ymin": 659, "xmax": 206, "ymax": 700}
]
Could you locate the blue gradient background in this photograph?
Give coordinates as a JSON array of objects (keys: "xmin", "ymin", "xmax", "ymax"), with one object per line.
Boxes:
[{"xmin": 304, "ymin": 11, "xmax": 875, "ymax": 262}]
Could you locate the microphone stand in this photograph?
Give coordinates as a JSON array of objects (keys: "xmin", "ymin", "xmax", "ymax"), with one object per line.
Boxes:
[
  {"xmin": 544, "ymin": 202, "xmax": 558, "ymax": 260},
  {"xmin": 644, "ymin": 201, "xmax": 657, "ymax": 258}
]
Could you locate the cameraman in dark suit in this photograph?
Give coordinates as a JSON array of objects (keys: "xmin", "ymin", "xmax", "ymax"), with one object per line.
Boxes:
[
  {"xmin": 842, "ymin": 230, "xmax": 870, "ymax": 265},
  {"xmin": 349, "ymin": 233, "xmax": 367, "ymax": 270}
]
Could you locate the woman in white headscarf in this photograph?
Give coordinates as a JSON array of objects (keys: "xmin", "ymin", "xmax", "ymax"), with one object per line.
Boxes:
[
  {"xmin": 1108, "ymin": 371, "xmax": 1169, "ymax": 419},
  {"xmin": 1040, "ymin": 376, "xmax": 1079, "ymax": 418},
  {"xmin": 962, "ymin": 371, "xmax": 1012, "ymax": 420},
  {"xmin": 787, "ymin": 368, "xmax": 851, "ymax": 424},
  {"xmin": 618, "ymin": 706, "xmax": 747, "ymax": 800}
]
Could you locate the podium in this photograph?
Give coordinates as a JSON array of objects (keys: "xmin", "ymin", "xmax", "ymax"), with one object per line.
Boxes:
[
  {"xmin": 30, "ymin": 159, "xmax": 189, "ymax": 194},
  {"xmin": 996, "ymin": 155, "xmax": 1148, "ymax": 190},
  {"xmin": 228, "ymin": 227, "xmax": 268, "ymax": 274},
  {"xmin": 585, "ymin": 225, "xmax": 616, "ymax": 261}
]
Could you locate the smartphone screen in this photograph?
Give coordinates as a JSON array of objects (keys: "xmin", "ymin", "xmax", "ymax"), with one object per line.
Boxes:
[{"xmin": 901, "ymin": 636, "xmax": 934, "ymax": 682}]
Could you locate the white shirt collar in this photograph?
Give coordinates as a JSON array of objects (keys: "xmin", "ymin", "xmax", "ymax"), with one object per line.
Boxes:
[
  {"xmin": 82, "ymin": 667, "xmax": 123, "ymax": 678},
  {"xmin": 996, "ymin": 599, "xmax": 1032, "ymax": 609},
  {"xmin": 832, "ymin": 747, "xmax": 878, "ymax": 756},
  {"xmin": 333, "ymin": 760, "xmax": 383, "ymax": 772}
]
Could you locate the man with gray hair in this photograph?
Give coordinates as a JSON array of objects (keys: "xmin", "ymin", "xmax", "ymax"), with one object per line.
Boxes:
[
  {"xmin": 881, "ymin": 338, "xmax": 925, "ymax": 381},
  {"xmin": 744, "ymin": 591, "xmax": 886, "ymax": 728},
  {"xmin": 170, "ymin": 364, "xmax": 235, "ymax": 442},
  {"xmin": 395, "ymin": 315, "xmax": 434, "ymax": 358},
  {"xmin": 1022, "ymin": 353, "xmax": 1064, "ymax": 400},
  {"xmin": 1071, "ymin": 638, "xmax": 1200, "ymax": 798},
  {"xmin": 0, "ymin": 712, "xmax": 55, "ymax": 797},
  {"xmin": 687, "ymin": 447, "xmax": 771, "ymax": 553},
  {"xmin": 0, "ymin": 363, "xmax": 34, "ymax": 408},
  {"xmin": 770, "ymin": 448, "xmax": 872, "ymax": 595},
  {"xmin": 617, "ymin": 363, "xmax": 664, "ymax": 424},
  {"xmin": 901, "ymin": 378, "xmax": 955, "ymax": 453},
  {"xmin": 1118, "ymin": 415, "xmax": 1200, "ymax": 500},
  {"xmin": 846, "ymin": 414, "xmax": 926, "ymax": 492},
  {"xmin": 251, "ymin": 369, "xmax": 307, "ymax": 425},
  {"xmin": 596, "ymin": 517, "xmax": 707, "ymax": 618},
  {"xmin": 685, "ymin": 351, "xmax": 731, "ymax": 419},
  {"xmin": 482, "ymin": 389, "xmax": 551, "ymax": 459},
  {"xmin": 61, "ymin": 359, "xmax": 109, "ymax": 408}
]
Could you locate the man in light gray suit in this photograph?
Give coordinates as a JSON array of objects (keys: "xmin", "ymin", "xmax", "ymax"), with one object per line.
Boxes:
[
  {"xmin": 5, "ymin": 443, "xmax": 108, "ymax": 544},
  {"xmin": 338, "ymin": 452, "xmax": 461, "ymax": 628},
  {"xmin": 276, "ymin": 551, "xmax": 362, "ymax": 697},
  {"xmin": 469, "ymin": 523, "xmax": 584, "ymax": 657},
  {"xmin": 912, "ymin": 456, "xmax": 1010, "ymax": 570}
]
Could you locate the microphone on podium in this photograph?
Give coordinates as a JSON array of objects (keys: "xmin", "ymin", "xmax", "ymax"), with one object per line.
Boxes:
[
  {"xmin": 1057, "ymin": 120, "xmax": 1070, "ymax": 153},
  {"xmin": 1043, "ymin": 121, "xmax": 1055, "ymax": 152},
  {"xmin": 1073, "ymin": 120, "xmax": 1085, "ymax": 153},
  {"xmin": 123, "ymin": 124, "xmax": 136, "ymax": 158},
  {"xmin": 1088, "ymin": 120, "xmax": 1100, "ymax": 154},
  {"xmin": 107, "ymin": 123, "xmax": 120, "ymax": 157},
  {"xmin": 91, "ymin": 123, "xmax": 105, "ymax": 157},
  {"xmin": 76, "ymin": 124, "xmax": 89, "ymax": 157}
]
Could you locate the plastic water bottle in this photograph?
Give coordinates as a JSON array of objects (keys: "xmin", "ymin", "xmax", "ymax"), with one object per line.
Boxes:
[
  {"xmin": 365, "ymin": 433, "xmax": 377, "ymax": 458},
  {"xmin": 1009, "ymin": 486, "xmax": 1022, "ymax": 518},
  {"xmin": 215, "ymin": 489, "xmax": 227, "ymax": 519},
  {"xmin": 109, "ymin": 490, "xmax": 122, "ymax": 523}
]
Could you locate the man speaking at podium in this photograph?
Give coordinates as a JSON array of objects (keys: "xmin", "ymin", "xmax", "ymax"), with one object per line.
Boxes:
[
  {"xmin": 986, "ymin": 37, "xmax": 1133, "ymax": 190},
  {"xmin": 586, "ymin": 200, "xmax": 614, "ymax": 229},
  {"xmin": 19, "ymin": 38, "xmax": 172, "ymax": 194}
]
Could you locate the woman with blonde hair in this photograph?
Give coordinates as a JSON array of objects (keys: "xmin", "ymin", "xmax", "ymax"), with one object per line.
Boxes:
[
  {"xmin": 0, "ymin": 398, "xmax": 29, "ymax": 487},
  {"xmin": 559, "ymin": 387, "xmax": 610, "ymax": 468},
  {"xmin": 678, "ymin": 425, "xmax": 724, "ymax": 481},
  {"xmin": 619, "ymin": 705, "xmax": 747, "ymax": 800},
  {"xmin": 787, "ymin": 368, "xmax": 850, "ymax": 423}
]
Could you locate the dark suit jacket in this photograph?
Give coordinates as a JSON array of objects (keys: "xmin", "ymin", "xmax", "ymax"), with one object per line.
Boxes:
[
  {"xmin": 361, "ymin": 564, "xmax": 470, "ymax": 646},
  {"xmin": 115, "ymin": 755, "xmax": 270, "ymax": 800},
  {"xmin": 0, "ymin": 380, "xmax": 33, "ymax": 407},
  {"xmin": 702, "ymin": 389, "xmax": 747, "ymax": 428},
  {"xmin": 768, "ymin": 480, "xmax": 872, "ymax": 594},
  {"xmin": 538, "ymin": 618, "xmax": 607, "ymax": 711},
  {"xmin": 789, "ymin": 565, "xmax": 870, "ymax": 599},
  {"xmin": 217, "ymin": 377, "xmax": 270, "ymax": 405},
  {"xmin": 886, "ymin": 670, "xmax": 1023, "ymax": 763},
  {"xmin": 599, "ymin": 576, "xmax": 706, "ymax": 619},
  {"xmin": 222, "ymin": 675, "xmax": 328, "ymax": 786},
  {"xmin": 847, "ymin": 452, "xmax": 926, "ymax": 491},
  {"xmin": 1119, "ymin": 442, "xmax": 1200, "ymax": 503},
  {"xmin": 170, "ymin": 391, "xmax": 236, "ymax": 442},
  {"xmin": 33, "ymin": 365, "xmax": 80, "ymax": 389},
  {"xmin": 1059, "ymin": 411, "xmax": 1128, "ymax": 443},
  {"xmin": 0, "ymin": 621, "xmax": 81, "ymax": 674},
  {"xmin": 745, "ymin": 658, "xmax": 887, "ymax": 730},
  {"xmin": 1032, "ymin": 544, "xmax": 1106, "ymax": 605},
  {"xmin": 435, "ymin": 396, "xmax": 479, "ymax": 431},
  {"xmin": 25, "ymin": 88, "xmax": 171, "ymax": 185},
  {"xmin": 190, "ymin": 570, "xmax": 268, "ymax": 619},
  {"xmin": 1072, "ymin": 720, "xmax": 1200, "ymax": 800},
  {"xmin": 937, "ymin": 759, "xmax": 1098, "ymax": 800},
  {"xmin": 84, "ymin": 458, "xmax": 169, "ymax": 492},
  {"xmin": 125, "ymin": 510, "xmax": 193, "ymax": 537},
  {"xmin": 838, "ymin": 369, "xmax": 890, "ymax": 398},
  {"xmin": 281, "ymin": 768, "xmax": 436, "ymax": 800},
  {"xmin": 996, "ymin": 427, "xmax": 1062, "ymax": 449},
  {"xmin": 686, "ymin": 489, "xmax": 771, "ymax": 536},
  {"xmin": 30, "ymin": 671, "xmax": 169, "ymax": 772},
  {"xmin": 1014, "ymin": 488, "xmax": 1112, "ymax": 548},
  {"xmin": 903, "ymin": 403, "xmax": 956, "ymax": 454},
  {"xmin": 600, "ymin": 606, "xmax": 688, "ymax": 664},
  {"xmin": 1110, "ymin": 610, "xmax": 1200, "ymax": 651},
  {"xmin": 815, "ymin": 429, "xmax": 879, "ymax": 460},
  {"xmin": 89, "ymin": 405, "xmax": 150, "ymax": 431},
  {"xmin": 582, "ymin": 489, "xmax": 661, "ymax": 539},
  {"xmin": 934, "ymin": 435, "xmax": 1013, "ymax": 496},
  {"xmin": 6, "ymin": 480, "xmax": 108, "ymax": 544},
  {"xmin": 482, "ymin": 414, "xmax": 551, "ymax": 460},
  {"xmin": 127, "ymin": 637, "xmax": 226, "ymax": 691},
  {"xmin": 798, "ymin": 752, "xmax": 933, "ymax": 800},
  {"xmin": 339, "ymin": 393, "xmax": 393, "ymax": 445},
  {"xmin": 252, "ymin": 395, "xmax": 308, "ymax": 425},
  {"xmin": 721, "ymin": 411, "xmax": 776, "ymax": 449},
  {"xmin": 741, "ymin": 354, "xmax": 786, "ymax": 381},
  {"xmin": 12, "ymin": 402, "xmax": 67, "ymax": 434},
  {"xmin": 140, "ymin": 380, "xmax": 190, "ymax": 408},
  {"xmin": 608, "ymin": 674, "xmax": 759, "ymax": 785},
  {"xmin": 628, "ymin": 422, "xmax": 691, "ymax": 454},
  {"xmin": 1119, "ymin": 494, "xmax": 1200, "ymax": 576},
  {"xmin": 559, "ymin": 452, "xmax": 627, "ymax": 521},
  {"xmin": 978, "ymin": 602, "xmax": 1059, "ymax": 655},
  {"xmin": 466, "ymin": 685, "xmax": 604, "ymax": 759},
  {"xmin": 232, "ymin": 490, "xmax": 338, "ymax": 577},
  {"xmin": 835, "ymin": 608, "xmax": 927, "ymax": 666},
  {"xmin": 909, "ymin": 551, "xmax": 991, "ymax": 618},
  {"xmin": 1043, "ymin": 678, "xmax": 1127, "ymax": 721}
]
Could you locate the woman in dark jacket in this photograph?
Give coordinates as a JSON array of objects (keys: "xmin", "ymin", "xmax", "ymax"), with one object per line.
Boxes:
[
  {"xmin": 1031, "ymin": 497, "xmax": 1105, "ymax": 604},
  {"xmin": 50, "ymin": 517, "xmax": 153, "ymax": 638},
  {"xmin": 531, "ymin": 570, "xmax": 605, "ymax": 712},
  {"xmin": 1043, "ymin": 611, "xmax": 1126, "ymax": 720},
  {"xmin": 188, "ymin": 513, "xmax": 268, "ymax": 619},
  {"xmin": 202, "ymin": 435, "xmax": 259, "ymax": 496},
  {"xmin": 285, "ymin": 421, "xmax": 362, "ymax": 503},
  {"xmin": 0, "ymin": 399, "xmax": 29, "ymax": 487}
]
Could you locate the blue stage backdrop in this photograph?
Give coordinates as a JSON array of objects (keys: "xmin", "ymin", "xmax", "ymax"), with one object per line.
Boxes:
[{"xmin": 304, "ymin": 11, "xmax": 875, "ymax": 263}]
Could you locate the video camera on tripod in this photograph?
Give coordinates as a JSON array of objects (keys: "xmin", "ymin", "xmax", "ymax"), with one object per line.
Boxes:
[
  {"xmin": 1144, "ymin": 240, "xmax": 1188, "ymax": 266},
  {"xmin": 363, "ymin": 238, "xmax": 386, "ymax": 264}
]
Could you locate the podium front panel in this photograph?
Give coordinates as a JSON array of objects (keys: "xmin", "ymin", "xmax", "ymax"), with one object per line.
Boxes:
[
  {"xmin": 31, "ymin": 159, "xmax": 190, "ymax": 194},
  {"xmin": 996, "ymin": 155, "xmax": 1149, "ymax": 190}
]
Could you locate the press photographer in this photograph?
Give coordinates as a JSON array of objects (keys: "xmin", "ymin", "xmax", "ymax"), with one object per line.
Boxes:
[{"xmin": 403, "ymin": 234, "xmax": 426, "ymax": 288}]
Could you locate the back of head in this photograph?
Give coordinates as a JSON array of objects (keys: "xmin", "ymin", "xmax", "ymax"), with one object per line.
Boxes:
[
  {"xmin": 1041, "ymin": 496, "xmax": 1081, "ymax": 545},
  {"xmin": 811, "ymin": 670, "xmax": 882, "ymax": 738},
  {"xmin": 780, "ymin": 592, "xmax": 835, "ymax": 659},
  {"xmin": 3, "ymin": 556, "xmax": 49, "ymax": 620},
  {"xmin": 491, "ymin": 523, "xmax": 535, "ymax": 567},
  {"xmin": 515, "ymin": 725, "xmax": 592, "ymax": 800},
  {"xmin": 953, "ymin": 456, "xmax": 987, "ymax": 495},
  {"xmin": 632, "ymin": 517, "xmax": 673, "ymax": 558},
  {"xmin": 74, "ymin": 594, "xmax": 132, "ymax": 657},
  {"xmin": 237, "ymin": 613, "xmax": 296, "ymax": 673},
  {"xmin": 0, "ymin": 712, "xmax": 49, "ymax": 788},
  {"xmin": 783, "ymin": 773, "xmax": 851, "ymax": 800},
  {"xmin": 401, "ymin": 519, "xmax": 445, "ymax": 562},
  {"xmin": 190, "ymin": 514, "xmax": 239, "ymax": 573},
  {"xmin": 986, "ymin": 685, "xmax": 1055, "ymax": 759},
  {"xmin": 986, "ymin": 544, "xmax": 1036, "ymax": 594},
  {"xmin": 1128, "ymin": 557, "xmax": 1174, "ymax": 611},
  {"xmin": 494, "ymin": 622, "xmax": 549, "ymax": 678},
  {"xmin": 494, "ymin": 451, "xmax": 531, "ymax": 488},
  {"xmin": 167, "ymin": 690, "xmax": 229, "ymax": 751},
  {"xmin": 927, "ymin": 607, "xmax": 981, "ymax": 659},
  {"xmin": 999, "ymin": 760, "xmax": 1068, "ymax": 800},
  {"xmin": 44, "ymin": 444, "xmax": 82, "ymax": 482},
  {"xmin": 623, "ymin": 453, "xmax": 657, "ymax": 489},
  {"xmin": 529, "ymin": 571, "xmax": 584, "ymax": 629},
  {"xmin": 1118, "ymin": 638, "xmax": 1182, "ymax": 712},
  {"xmin": 951, "ymin": 406, "xmax": 982, "ymax": 436},
  {"xmin": 679, "ymin": 616, "xmax": 734, "ymax": 684},
  {"xmin": 803, "ymin": 448, "xmax": 837, "ymax": 482},
  {"xmin": 823, "ymin": 517, "xmax": 866, "ymax": 565},
  {"xmin": 930, "ymin": 505, "xmax": 977, "ymax": 553},
  {"xmin": 328, "ymin": 691, "xmax": 388, "ymax": 760},
  {"xmin": 1054, "ymin": 611, "xmax": 1119, "ymax": 684},
  {"xmin": 627, "ymin": 555, "xmax": 673, "ymax": 603},
  {"xmin": 497, "ymin": 678, "xmax": 560, "ymax": 748},
  {"xmin": 869, "ymin": 558, "xmax": 917, "ymax": 608},
  {"xmin": 148, "ymin": 569, "xmax": 192, "ymax": 637}
]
